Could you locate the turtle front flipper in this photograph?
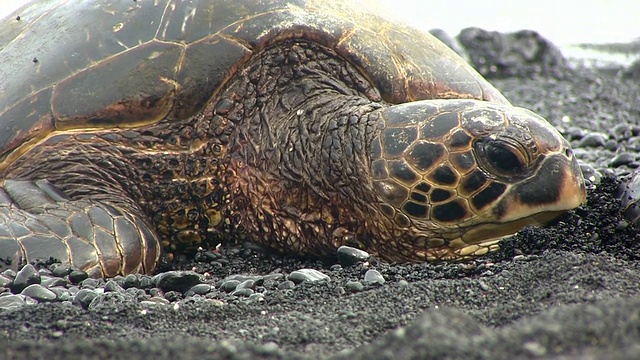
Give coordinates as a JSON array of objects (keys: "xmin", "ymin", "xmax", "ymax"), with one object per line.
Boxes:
[{"xmin": 0, "ymin": 179, "xmax": 161, "ymax": 277}]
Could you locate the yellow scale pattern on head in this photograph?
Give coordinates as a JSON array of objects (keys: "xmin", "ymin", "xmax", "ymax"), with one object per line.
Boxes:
[{"xmin": 371, "ymin": 103, "xmax": 512, "ymax": 229}]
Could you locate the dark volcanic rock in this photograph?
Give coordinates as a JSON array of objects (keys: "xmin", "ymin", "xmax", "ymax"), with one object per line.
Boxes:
[
  {"xmin": 458, "ymin": 27, "xmax": 569, "ymax": 78},
  {"xmin": 336, "ymin": 246, "xmax": 370, "ymax": 266},
  {"xmin": 9, "ymin": 264, "xmax": 40, "ymax": 293},
  {"xmin": 152, "ymin": 271, "xmax": 202, "ymax": 293}
]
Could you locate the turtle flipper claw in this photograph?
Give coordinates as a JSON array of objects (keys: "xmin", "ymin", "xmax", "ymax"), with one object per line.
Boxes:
[{"xmin": 0, "ymin": 180, "xmax": 161, "ymax": 277}]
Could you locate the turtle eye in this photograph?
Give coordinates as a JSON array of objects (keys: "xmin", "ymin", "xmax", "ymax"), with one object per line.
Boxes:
[
  {"xmin": 485, "ymin": 142, "xmax": 524, "ymax": 172},
  {"xmin": 476, "ymin": 138, "xmax": 529, "ymax": 176}
]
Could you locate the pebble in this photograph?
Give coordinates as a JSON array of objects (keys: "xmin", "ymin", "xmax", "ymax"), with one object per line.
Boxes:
[
  {"xmin": 363, "ymin": 270, "xmax": 385, "ymax": 285},
  {"xmin": 126, "ymin": 287, "xmax": 147, "ymax": 299},
  {"xmin": 223, "ymin": 274, "xmax": 258, "ymax": 282},
  {"xmin": 231, "ymin": 288, "xmax": 254, "ymax": 297},
  {"xmin": 277, "ymin": 280, "xmax": 295, "ymax": 290},
  {"xmin": 220, "ymin": 279, "xmax": 241, "ymax": 293},
  {"xmin": 20, "ymin": 284, "xmax": 57, "ymax": 302},
  {"xmin": 55, "ymin": 319, "xmax": 70, "ymax": 329},
  {"xmin": 247, "ymin": 293, "xmax": 264, "ymax": 303},
  {"xmin": 336, "ymin": 246, "xmax": 370, "ymax": 267},
  {"xmin": 288, "ymin": 269, "xmax": 329, "ymax": 284},
  {"xmin": 1, "ymin": 269, "xmax": 16, "ymax": 279},
  {"xmin": 48, "ymin": 287, "xmax": 71, "ymax": 301},
  {"xmin": 146, "ymin": 296, "xmax": 170, "ymax": 305},
  {"xmin": 38, "ymin": 268, "xmax": 50, "ymax": 276},
  {"xmin": 576, "ymin": 133, "xmax": 607, "ymax": 148},
  {"xmin": 600, "ymin": 168, "xmax": 617, "ymax": 178},
  {"xmin": 610, "ymin": 123, "xmax": 632, "ymax": 140},
  {"xmin": 153, "ymin": 271, "xmax": 202, "ymax": 293},
  {"xmin": 41, "ymin": 277, "xmax": 69, "ymax": 288},
  {"xmin": 628, "ymin": 137, "xmax": 640, "ymax": 151},
  {"xmin": 237, "ymin": 279, "xmax": 255, "ymax": 290},
  {"xmin": 50, "ymin": 264, "xmax": 71, "ymax": 278},
  {"xmin": 564, "ymin": 126, "xmax": 586, "ymax": 140},
  {"xmin": 201, "ymin": 251, "xmax": 221, "ymax": 261},
  {"xmin": 523, "ymin": 341, "xmax": 547, "ymax": 357},
  {"xmin": 139, "ymin": 276, "xmax": 154, "ymax": 289},
  {"xmin": 0, "ymin": 294, "xmax": 26, "ymax": 310},
  {"xmin": 478, "ymin": 281, "xmax": 490, "ymax": 292},
  {"xmin": 67, "ymin": 286, "xmax": 80, "ymax": 295},
  {"xmin": 610, "ymin": 153, "xmax": 635, "ymax": 168},
  {"xmin": 107, "ymin": 275, "xmax": 123, "ymax": 287},
  {"xmin": 579, "ymin": 163, "xmax": 601, "ymax": 185},
  {"xmin": 0, "ymin": 275, "xmax": 12, "ymax": 288},
  {"xmin": 345, "ymin": 281, "xmax": 364, "ymax": 292},
  {"xmin": 10, "ymin": 264, "xmax": 40, "ymax": 293},
  {"xmin": 123, "ymin": 274, "xmax": 141, "ymax": 289},
  {"xmin": 104, "ymin": 280, "xmax": 125, "ymax": 293},
  {"xmin": 81, "ymin": 278, "xmax": 102, "ymax": 290},
  {"xmin": 68, "ymin": 270, "xmax": 89, "ymax": 284},
  {"xmin": 604, "ymin": 140, "xmax": 618, "ymax": 151},
  {"xmin": 140, "ymin": 300, "xmax": 164, "ymax": 307},
  {"xmin": 185, "ymin": 284, "xmax": 212, "ymax": 297},
  {"xmin": 73, "ymin": 289, "xmax": 98, "ymax": 309},
  {"xmin": 163, "ymin": 291, "xmax": 182, "ymax": 302}
]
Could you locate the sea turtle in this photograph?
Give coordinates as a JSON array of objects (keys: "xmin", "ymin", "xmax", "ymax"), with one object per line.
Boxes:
[{"xmin": 0, "ymin": 0, "xmax": 586, "ymax": 278}]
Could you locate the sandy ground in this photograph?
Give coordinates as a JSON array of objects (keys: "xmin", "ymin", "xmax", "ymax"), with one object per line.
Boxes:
[{"xmin": 1, "ymin": 31, "xmax": 640, "ymax": 360}]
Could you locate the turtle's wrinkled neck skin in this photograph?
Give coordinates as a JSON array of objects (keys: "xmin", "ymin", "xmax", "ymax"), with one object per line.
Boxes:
[{"xmin": 213, "ymin": 41, "xmax": 386, "ymax": 255}]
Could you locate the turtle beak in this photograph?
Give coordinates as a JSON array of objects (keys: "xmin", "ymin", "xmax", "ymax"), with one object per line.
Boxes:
[
  {"xmin": 554, "ymin": 149, "xmax": 587, "ymax": 210},
  {"xmin": 457, "ymin": 152, "xmax": 585, "ymax": 247},
  {"xmin": 496, "ymin": 149, "xmax": 587, "ymax": 224}
]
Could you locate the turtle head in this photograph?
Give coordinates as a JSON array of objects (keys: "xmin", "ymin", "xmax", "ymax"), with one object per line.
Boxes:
[{"xmin": 368, "ymin": 99, "xmax": 586, "ymax": 261}]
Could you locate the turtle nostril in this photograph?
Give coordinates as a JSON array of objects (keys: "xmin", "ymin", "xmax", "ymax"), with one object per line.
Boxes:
[{"xmin": 565, "ymin": 148, "xmax": 573, "ymax": 158}]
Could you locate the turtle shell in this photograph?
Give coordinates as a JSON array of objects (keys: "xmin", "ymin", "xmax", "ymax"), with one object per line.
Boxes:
[{"xmin": 0, "ymin": 0, "xmax": 508, "ymax": 170}]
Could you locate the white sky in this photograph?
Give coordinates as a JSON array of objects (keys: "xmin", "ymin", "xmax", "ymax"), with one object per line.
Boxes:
[{"xmin": 1, "ymin": 0, "xmax": 638, "ymax": 44}]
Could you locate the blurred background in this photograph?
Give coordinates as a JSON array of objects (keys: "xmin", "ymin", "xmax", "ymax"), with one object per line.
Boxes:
[{"xmin": 1, "ymin": 0, "xmax": 639, "ymax": 65}]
